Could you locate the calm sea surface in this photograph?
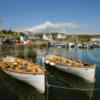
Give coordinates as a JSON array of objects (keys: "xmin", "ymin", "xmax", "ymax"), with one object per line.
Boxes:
[{"xmin": 0, "ymin": 46, "xmax": 100, "ymax": 100}]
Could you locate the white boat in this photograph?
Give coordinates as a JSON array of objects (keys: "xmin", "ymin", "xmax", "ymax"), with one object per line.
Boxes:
[
  {"xmin": 77, "ymin": 43, "xmax": 83, "ymax": 48},
  {"xmin": 77, "ymin": 43, "xmax": 86, "ymax": 48},
  {"xmin": 89, "ymin": 43, "xmax": 95, "ymax": 49},
  {"xmin": 0, "ymin": 56, "xmax": 45, "ymax": 94},
  {"xmin": 45, "ymin": 54, "xmax": 96, "ymax": 83},
  {"xmin": 68, "ymin": 42, "xmax": 75, "ymax": 48}
]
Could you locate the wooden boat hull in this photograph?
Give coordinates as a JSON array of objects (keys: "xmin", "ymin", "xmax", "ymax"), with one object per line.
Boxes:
[
  {"xmin": 45, "ymin": 60, "xmax": 96, "ymax": 83},
  {"xmin": 2, "ymin": 69, "xmax": 45, "ymax": 94}
]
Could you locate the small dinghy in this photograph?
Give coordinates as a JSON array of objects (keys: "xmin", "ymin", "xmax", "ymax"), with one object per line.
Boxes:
[
  {"xmin": 45, "ymin": 54, "xmax": 96, "ymax": 83},
  {"xmin": 0, "ymin": 56, "xmax": 46, "ymax": 94},
  {"xmin": 68, "ymin": 42, "xmax": 75, "ymax": 48},
  {"xmin": 77, "ymin": 43, "xmax": 84, "ymax": 48}
]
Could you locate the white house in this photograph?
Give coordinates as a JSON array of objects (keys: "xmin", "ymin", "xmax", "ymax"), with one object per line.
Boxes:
[
  {"xmin": 57, "ymin": 33, "xmax": 66, "ymax": 39},
  {"xmin": 43, "ymin": 33, "xmax": 52, "ymax": 41}
]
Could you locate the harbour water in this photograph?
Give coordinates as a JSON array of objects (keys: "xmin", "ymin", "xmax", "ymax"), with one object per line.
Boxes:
[{"xmin": 0, "ymin": 46, "xmax": 100, "ymax": 100}]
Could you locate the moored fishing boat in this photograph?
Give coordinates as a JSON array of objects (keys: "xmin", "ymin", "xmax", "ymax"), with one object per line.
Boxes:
[
  {"xmin": 0, "ymin": 56, "xmax": 46, "ymax": 94},
  {"xmin": 45, "ymin": 54, "xmax": 96, "ymax": 83},
  {"xmin": 68, "ymin": 42, "xmax": 75, "ymax": 48},
  {"xmin": 77, "ymin": 43, "xmax": 84, "ymax": 48},
  {"xmin": 88, "ymin": 43, "xmax": 95, "ymax": 49}
]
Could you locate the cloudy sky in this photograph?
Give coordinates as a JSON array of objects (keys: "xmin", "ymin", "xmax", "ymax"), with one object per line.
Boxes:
[
  {"xmin": 0, "ymin": 0, "xmax": 100, "ymax": 34},
  {"xmin": 24, "ymin": 21, "xmax": 87, "ymax": 34}
]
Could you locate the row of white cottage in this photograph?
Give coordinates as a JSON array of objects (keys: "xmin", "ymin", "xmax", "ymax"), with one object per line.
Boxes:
[
  {"xmin": 43, "ymin": 34, "xmax": 100, "ymax": 42},
  {"xmin": 43, "ymin": 33, "xmax": 66, "ymax": 41}
]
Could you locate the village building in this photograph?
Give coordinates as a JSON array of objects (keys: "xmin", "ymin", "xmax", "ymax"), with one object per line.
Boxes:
[
  {"xmin": 57, "ymin": 33, "xmax": 66, "ymax": 39},
  {"xmin": 43, "ymin": 33, "xmax": 52, "ymax": 41}
]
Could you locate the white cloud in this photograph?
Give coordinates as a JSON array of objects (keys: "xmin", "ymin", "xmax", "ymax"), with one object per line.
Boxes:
[{"xmin": 23, "ymin": 21, "xmax": 87, "ymax": 33}]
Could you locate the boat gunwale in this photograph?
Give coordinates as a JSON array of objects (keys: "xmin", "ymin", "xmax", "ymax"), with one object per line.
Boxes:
[{"xmin": 1, "ymin": 68, "xmax": 46, "ymax": 74}]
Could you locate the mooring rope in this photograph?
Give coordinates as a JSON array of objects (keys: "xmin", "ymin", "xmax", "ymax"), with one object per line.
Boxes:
[
  {"xmin": 46, "ymin": 83, "xmax": 90, "ymax": 90},
  {"xmin": 46, "ymin": 82, "xmax": 95, "ymax": 100},
  {"xmin": 46, "ymin": 81, "xmax": 100, "ymax": 90}
]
